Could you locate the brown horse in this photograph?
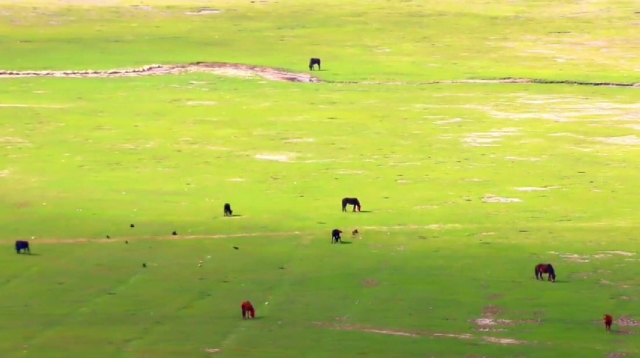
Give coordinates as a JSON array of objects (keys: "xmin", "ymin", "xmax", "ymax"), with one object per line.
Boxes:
[
  {"xmin": 309, "ymin": 58, "xmax": 321, "ymax": 71},
  {"xmin": 341, "ymin": 197, "xmax": 361, "ymax": 212},
  {"xmin": 535, "ymin": 263, "xmax": 556, "ymax": 282}
]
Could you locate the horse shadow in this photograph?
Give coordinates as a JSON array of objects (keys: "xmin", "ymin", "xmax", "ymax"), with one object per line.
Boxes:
[
  {"xmin": 339, "ymin": 241, "xmax": 353, "ymax": 244},
  {"xmin": 357, "ymin": 210, "xmax": 373, "ymax": 214},
  {"xmin": 19, "ymin": 253, "xmax": 40, "ymax": 256}
]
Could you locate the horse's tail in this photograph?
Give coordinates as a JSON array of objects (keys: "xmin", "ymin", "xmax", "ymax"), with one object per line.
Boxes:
[{"xmin": 534, "ymin": 264, "xmax": 540, "ymax": 278}]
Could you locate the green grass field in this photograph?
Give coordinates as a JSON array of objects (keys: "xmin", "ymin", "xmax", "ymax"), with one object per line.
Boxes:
[{"xmin": 1, "ymin": 1, "xmax": 640, "ymax": 357}]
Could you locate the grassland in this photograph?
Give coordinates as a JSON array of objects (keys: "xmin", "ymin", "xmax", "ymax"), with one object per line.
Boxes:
[{"xmin": 1, "ymin": 1, "xmax": 640, "ymax": 357}]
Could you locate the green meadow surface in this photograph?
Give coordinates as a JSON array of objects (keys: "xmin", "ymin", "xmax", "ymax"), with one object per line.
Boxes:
[
  {"xmin": 1, "ymin": 1, "xmax": 640, "ymax": 357},
  {"xmin": 0, "ymin": 0, "xmax": 640, "ymax": 82}
]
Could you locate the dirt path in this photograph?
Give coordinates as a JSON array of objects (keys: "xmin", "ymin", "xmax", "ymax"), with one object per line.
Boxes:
[
  {"xmin": 1, "ymin": 62, "xmax": 639, "ymax": 88},
  {"xmin": 31, "ymin": 231, "xmax": 305, "ymax": 244},
  {"xmin": 21, "ymin": 224, "xmax": 462, "ymax": 244}
]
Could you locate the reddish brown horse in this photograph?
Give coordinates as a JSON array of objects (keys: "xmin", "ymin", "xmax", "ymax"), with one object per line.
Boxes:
[{"xmin": 535, "ymin": 263, "xmax": 556, "ymax": 282}]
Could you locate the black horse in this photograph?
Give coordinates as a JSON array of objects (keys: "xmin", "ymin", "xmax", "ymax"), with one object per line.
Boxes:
[
  {"xmin": 309, "ymin": 58, "xmax": 321, "ymax": 71},
  {"xmin": 535, "ymin": 263, "xmax": 556, "ymax": 282},
  {"xmin": 331, "ymin": 229, "xmax": 343, "ymax": 244},
  {"xmin": 224, "ymin": 203, "xmax": 233, "ymax": 216},
  {"xmin": 15, "ymin": 240, "xmax": 30, "ymax": 254},
  {"xmin": 341, "ymin": 197, "xmax": 361, "ymax": 212}
]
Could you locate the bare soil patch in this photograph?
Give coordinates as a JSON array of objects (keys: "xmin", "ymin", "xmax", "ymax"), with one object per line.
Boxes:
[
  {"xmin": 361, "ymin": 279, "xmax": 379, "ymax": 288},
  {"xmin": 603, "ymin": 251, "xmax": 636, "ymax": 256},
  {"xmin": 462, "ymin": 128, "xmax": 520, "ymax": 147},
  {"xmin": 204, "ymin": 348, "xmax": 222, "ymax": 353},
  {"xmin": 470, "ymin": 305, "xmax": 540, "ymax": 332},
  {"xmin": 608, "ymin": 353, "xmax": 628, "ymax": 358},
  {"xmin": 185, "ymin": 8, "xmax": 220, "ymax": 15},
  {"xmin": 550, "ymin": 251, "xmax": 635, "ymax": 262},
  {"xmin": 482, "ymin": 337, "xmax": 525, "ymax": 345},
  {"xmin": 482, "ymin": 194, "xmax": 522, "ymax": 203},
  {"xmin": 255, "ymin": 154, "xmax": 292, "ymax": 162},
  {"xmin": 560, "ymin": 253, "xmax": 590, "ymax": 263},
  {"xmin": 0, "ymin": 137, "xmax": 30, "ymax": 145},
  {"xmin": 284, "ymin": 138, "xmax": 314, "ymax": 143},
  {"xmin": 597, "ymin": 135, "xmax": 640, "ymax": 145},
  {"xmin": 483, "ymin": 305, "xmax": 502, "ymax": 317},
  {"xmin": 515, "ymin": 187, "xmax": 547, "ymax": 192},
  {"xmin": 414, "ymin": 205, "xmax": 438, "ymax": 210},
  {"xmin": 618, "ymin": 315, "xmax": 640, "ymax": 327},
  {"xmin": 434, "ymin": 118, "xmax": 464, "ymax": 124},
  {"xmin": 505, "ymin": 156, "xmax": 541, "ymax": 161}
]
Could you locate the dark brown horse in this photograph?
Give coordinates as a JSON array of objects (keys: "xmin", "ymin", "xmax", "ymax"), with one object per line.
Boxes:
[
  {"xmin": 15, "ymin": 240, "xmax": 30, "ymax": 254},
  {"xmin": 341, "ymin": 197, "xmax": 361, "ymax": 212},
  {"xmin": 535, "ymin": 263, "xmax": 556, "ymax": 282},
  {"xmin": 331, "ymin": 229, "xmax": 343, "ymax": 244},
  {"xmin": 224, "ymin": 203, "xmax": 233, "ymax": 216},
  {"xmin": 309, "ymin": 58, "xmax": 321, "ymax": 71}
]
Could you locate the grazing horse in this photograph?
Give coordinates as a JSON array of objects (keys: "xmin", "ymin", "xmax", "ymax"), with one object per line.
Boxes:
[
  {"xmin": 604, "ymin": 314, "xmax": 613, "ymax": 332},
  {"xmin": 309, "ymin": 58, "xmax": 321, "ymax": 71},
  {"xmin": 535, "ymin": 263, "xmax": 556, "ymax": 282},
  {"xmin": 331, "ymin": 229, "xmax": 343, "ymax": 244},
  {"xmin": 341, "ymin": 197, "xmax": 361, "ymax": 212},
  {"xmin": 15, "ymin": 240, "xmax": 30, "ymax": 254},
  {"xmin": 241, "ymin": 301, "xmax": 255, "ymax": 319},
  {"xmin": 224, "ymin": 203, "xmax": 233, "ymax": 216}
]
